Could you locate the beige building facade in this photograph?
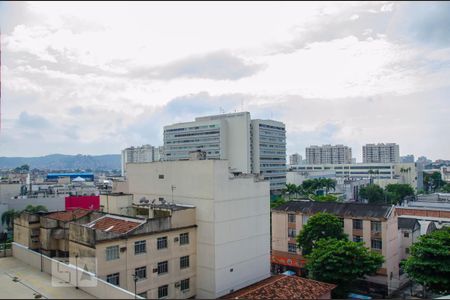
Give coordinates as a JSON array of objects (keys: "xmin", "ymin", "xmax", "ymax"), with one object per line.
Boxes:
[
  {"xmin": 271, "ymin": 201, "xmax": 400, "ymax": 296},
  {"xmin": 69, "ymin": 205, "xmax": 197, "ymax": 299}
]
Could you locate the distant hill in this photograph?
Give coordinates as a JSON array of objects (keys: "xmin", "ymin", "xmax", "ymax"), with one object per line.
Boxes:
[{"xmin": 0, "ymin": 154, "xmax": 121, "ymax": 171}]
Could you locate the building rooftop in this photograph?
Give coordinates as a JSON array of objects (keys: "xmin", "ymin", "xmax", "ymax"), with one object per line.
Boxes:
[
  {"xmin": 87, "ymin": 215, "xmax": 144, "ymax": 234},
  {"xmin": 272, "ymin": 201, "xmax": 393, "ymax": 219},
  {"xmin": 398, "ymin": 217, "xmax": 419, "ymax": 230},
  {"xmin": 221, "ymin": 275, "xmax": 336, "ymax": 299},
  {"xmin": 45, "ymin": 209, "xmax": 91, "ymax": 222}
]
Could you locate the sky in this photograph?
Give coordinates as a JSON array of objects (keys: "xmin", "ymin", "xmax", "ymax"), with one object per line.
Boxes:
[{"xmin": 0, "ymin": 1, "xmax": 449, "ymax": 161}]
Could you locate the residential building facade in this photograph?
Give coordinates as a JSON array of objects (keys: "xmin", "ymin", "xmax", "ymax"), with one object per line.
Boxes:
[
  {"xmin": 271, "ymin": 201, "xmax": 400, "ymax": 296},
  {"xmin": 305, "ymin": 145, "xmax": 352, "ymax": 165},
  {"xmin": 289, "ymin": 153, "xmax": 302, "ymax": 166},
  {"xmin": 69, "ymin": 205, "xmax": 197, "ymax": 299},
  {"xmin": 122, "ymin": 145, "xmax": 161, "ymax": 177},
  {"xmin": 363, "ymin": 143, "xmax": 400, "ymax": 163},
  {"xmin": 121, "ymin": 159, "xmax": 271, "ymax": 298}
]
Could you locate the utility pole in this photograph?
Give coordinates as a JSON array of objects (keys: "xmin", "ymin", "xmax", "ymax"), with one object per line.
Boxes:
[
  {"xmin": 75, "ymin": 254, "xmax": 79, "ymax": 289},
  {"xmin": 171, "ymin": 185, "xmax": 176, "ymax": 204}
]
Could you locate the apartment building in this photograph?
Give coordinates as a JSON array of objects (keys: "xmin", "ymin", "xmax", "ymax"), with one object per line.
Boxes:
[
  {"xmin": 271, "ymin": 201, "xmax": 400, "ymax": 296},
  {"xmin": 291, "ymin": 162, "xmax": 417, "ymax": 189},
  {"xmin": 13, "ymin": 212, "xmax": 41, "ymax": 251},
  {"xmin": 99, "ymin": 192, "xmax": 134, "ymax": 215},
  {"xmin": 122, "ymin": 145, "xmax": 161, "ymax": 177},
  {"xmin": 305, "ymin": 145, "xmax": 352, "ymax": 165},
  {"xmin": 69, "ymin": 204, "xmax": 197, "ymax": 299},
  {"xmin": 251, "ymin": 119, "xmax": 287, "ymax": 191},
  {"xmin": 363, "ymin": 143, "xmax": 400, "ymax": 163},
  {"xmin": 121, "ymin": 159, "xmax": 271, "ymax": 298},
  {"xmin": 163, "ymin": 112, "xmax": 286, "ymax": 192},
  {"xmin": 289, "ymin": 153, "xmax": 303, "ymax": 166},
  {"xmin": 39, "ymin": 209, "xmax": 102, "ymax": 259}
]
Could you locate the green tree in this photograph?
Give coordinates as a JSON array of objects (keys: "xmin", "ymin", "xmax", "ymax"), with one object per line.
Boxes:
[
  {"xmin": 402, "ymin": 227, "xmax": 450, "ymax": 295},
  {"xmin": 297, "ymin": 212, "xmax": 347, "ymax": 255},
  {"xmin": 283, "ymin": 183, "xmax": 298, "ymax": 200},
  {"xmin": 270, "ymin": 196, "xmax": 287, "ymax": 209},
  {"xmin": 323, "ymin": 178, "xmax": 336, "ymax": 194},
  {"xmin": 1, "ymin": 209, "xmax": 20, "ymax": 231},
  {"xmin": 311, "ymin": 194, "xmax": 338, "ymax": 202},
  {"xmin": 385, "ymin": 183, "xmax": 415, "ymax": 205},
  {"xmin": 424, "ymin": 172, "xmax": 445, "ymax": 193},
  {"xmin": 360, "ymin": 184, "xmax": 386, "ymax": 204},
  {"xmin": 22, "ymin": 205, "xmax": 48, "ymax": 214},
  {"xmin": 307, "ymin": 238, "xmax": 384, "ymax": 297},
  {"xmin": 440, "ymin": 183, "xmax": 450, "ymax": 193}
]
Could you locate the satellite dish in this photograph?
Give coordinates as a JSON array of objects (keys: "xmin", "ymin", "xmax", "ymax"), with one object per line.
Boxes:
[{"xmin": 139, "ymin": 197, "xmax": 147, "ymax": 203}]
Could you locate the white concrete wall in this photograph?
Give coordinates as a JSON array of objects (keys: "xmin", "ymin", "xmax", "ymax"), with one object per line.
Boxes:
[{"xmin": 124, "ymin": 160, "xmax": 270, "ymax": 298}]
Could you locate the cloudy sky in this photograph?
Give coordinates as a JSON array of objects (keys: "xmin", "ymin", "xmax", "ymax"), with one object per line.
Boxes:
[{"xmin": 0, "ymin": 1, "xmax": 449, "ymax": 161}]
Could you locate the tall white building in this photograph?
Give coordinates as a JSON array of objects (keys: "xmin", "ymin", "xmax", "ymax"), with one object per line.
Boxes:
[
  {"xmin": 289, "ymin": 153, "xmax": 302, "ymax": 166},
  {"xmin": 164, "ymin": 112, "xmax": 286, "ymax": 191},
  {"xmin": 305, "ymin": 144, "xmax": 352, "ymax": 164},
  {"xmin": 122, "ymin": 160, "xmax": 271, "ymax": 298},
  {"xmin": 251, "ymin": 119, "xmax": 286, "ymax": 191},
  {"xmin": 363, "ymin": 143, "xmax": 400, "ymax": 163},
  {"xmin": 121, "ymin": 144, "xmax": 160, "ymax": 176}
]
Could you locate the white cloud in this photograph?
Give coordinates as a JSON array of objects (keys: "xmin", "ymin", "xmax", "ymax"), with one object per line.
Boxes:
[{"xmin": 0, "ymin": 1, "xmax": 449, "ymax": 160}]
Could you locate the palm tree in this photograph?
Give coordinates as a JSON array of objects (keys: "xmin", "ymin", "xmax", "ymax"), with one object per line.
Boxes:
[
  {"xmin": 22, "ymin": 205, "xmax": 48, "ymax": 214},
  {"xmin": 284, "ymin": 183, "xmax": 298, "ymax": 200},
  {"xmin": 323, "ymin": 178, "xmax": 336, "ymax": 194},
  {"xmin": 1, "ymin": 209, "xmax": 20, "ymax": 231}
]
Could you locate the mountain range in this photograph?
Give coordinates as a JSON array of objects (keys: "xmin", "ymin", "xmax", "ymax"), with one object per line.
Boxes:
[{"xmin": 0, "ymin": 154, "xmax": 121, "ymax": 171}]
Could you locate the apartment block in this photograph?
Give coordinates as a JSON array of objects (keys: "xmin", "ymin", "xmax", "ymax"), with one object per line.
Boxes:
[
  {"xmin": 305, "ymin": 145, "xmax": 352, "ymax": 165},
  {"xmin": 122, "ymin": 159, "xmax": 271, "ymax": 298},
  {"xmin": 251, "ymin": 119, "xmax": 287, "ymax": 191},
  {"xmin": 122, "ymin": 145, "xmax": 161, "ymax": 177},
  {"xmin": 271, "ymin": 201, "xmax": 400, "ymax": 296},
  {"xmin": 363, "ymin": 143, "xmax": 400, "ymax": 163},
  {"xmin": 69, "ymin": 205, "xmax": 197, "ymax": 299},
  {"xmin": 163, "ymin": 112, "xmax": 286, "ymax": 191},
  {"xmin": 289, "ymin": 153, "xmax": 302, "ymax": 166}
]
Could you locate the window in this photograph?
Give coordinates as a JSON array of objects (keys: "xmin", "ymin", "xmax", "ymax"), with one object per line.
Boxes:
[
  {"xmin": 288, "ymin": 243, "xmax": 297, "ymax": 253},
  {"xmin": 158, "ymin": 285, "xmax": 168, "ymax": 298},
  {"xmin": 353, "ymin": 235, "xmax": 363, "ymax": 243},
  {"xmin": 288, "ymin": 214, "xmax": 296, "ymax": 223},
  {"xmin": 371, "ymin": 239, "xmax": 382, "ymax": 250},
  {"xmin": 404, "ymin": 232, "xmax": 410, "ymax": 238},
  {"xmin": 106, "ymin": 245, "xmax": 119, "ymax": 261},
  {"xmin": 106, "ymin": 273, "xmax": 120, "ymax": 286},
  {"xmin": 157, "ymin": 237, "xmax": 168, "ymax": 249},
  {"xmin": 180, "ymin": 255, "xmax": 189, "ymax": 269},
  {"xmin": 288, "ymin": 228, "xmax": 296, "ymax": 238},
  {"xmin": 405, "ymin": 247, "xmax": 410, "ymax": 254},
  {"xmin": 158, "ymin": 174, "xmax": 164, "ymax": 179},
  {"xmin": 138, "ymin": 292, "xmax": 147, "ymax": 299},
  {"xmin": 180, "ymin": 278, "xmax": 190, "ymax": 292},
  {"xmin": 135, "ymin": 266, "xmax": 146, "ymax": 281},
  {"xmin": 353, "ymin": 219, "xmax": 363, "ymax": 230},
  {"xmin": 135, "ymin": 240, "xmax": 146, "ymax": 255},
  {"xmin": 371, "ymin": 221, "xmax": 381, "ymax": 232},
  {"xmin": 158, "ymin": 261, "xmax": 168, "ymax": 274},
  {"xmin": 180, "ymin": 233, "xmax": 189, "ymax": 245}
]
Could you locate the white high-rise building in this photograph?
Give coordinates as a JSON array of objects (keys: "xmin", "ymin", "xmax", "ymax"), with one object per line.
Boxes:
[
  {"xmin": 363, "ymin": 143, "xmax": 400, "ymax": 163},
  {"xmin": 251, "ymin": 119, "xmax": 286, "ymax": 191},
  {"xmin": 121, "ymin": 144, "xmax": 160, "ymax": 176},
  {"xmin": 305, "ymin": 144, "xmax": 352, "ymax": 164},
  {"xmin": 123, "ymin": 159, "xmax": 271, "ymax": 298},
  {"xmin": 164, "ymin": 112, "xmax": 286, "ymax": 191},
  {"xmin": 289, "ymin": 153, "xmax": 302, "ymax": 166}
]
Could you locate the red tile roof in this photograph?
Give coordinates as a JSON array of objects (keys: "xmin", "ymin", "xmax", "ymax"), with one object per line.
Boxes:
[
  {"xmin": 91, "ymin": 217, "xmax": 142, "ymax": 234},
  {"xmin": 222, "ymin": 275, "xmax": 336, "ymax": 299},
  {"xmin": 45, "ymin": 209, "xmax": 91, "ymax": 222}
]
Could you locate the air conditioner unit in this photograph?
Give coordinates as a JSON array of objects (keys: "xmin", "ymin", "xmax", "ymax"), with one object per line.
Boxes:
[
  {"xmin": 174, "ymin": 282, "xmax": 180, "ymax": 288},
  {"xmin": 120, "ymin": 247, "xmax": 127, "ymax": 252},
  {"xmin": 174, "ymin": 237, "xmax": 179, "ymax": 242},
  {"xmin": 153, "ymin": 268, "xmax": 158, "ymax": 273}
]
